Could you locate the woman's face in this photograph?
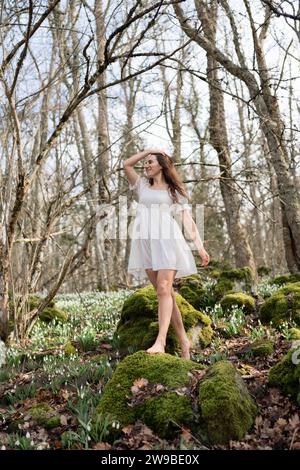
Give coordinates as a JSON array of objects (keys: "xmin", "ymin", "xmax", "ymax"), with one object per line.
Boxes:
[{"xmin": 143, "ymin": 154, "xmax": 163, "ymax": 178}]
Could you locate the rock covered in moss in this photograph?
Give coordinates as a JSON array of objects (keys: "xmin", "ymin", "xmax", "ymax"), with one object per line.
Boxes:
[
  {"xmin": 198, "ymin": 361, "xmax": 257, "ymax": 444},
  {"xmin": 64, "ymin": 341, "xmax": 77, "ymax": 356},
  {"xmin": 175, "ymin": 266, "xmax": 255, "ymax": 310},
  {"xmin": 9, "ymin": 294, "xmax": 68, "ymax": 324},
  {"xmin": 27, "ymin": 403, "xmax": 61, "ymax": 429},
  {"xmin": 212, "ymin": 278, "xmax": 234, "ymax": 301},
  {"xmin": 220, "ymin": 292, "xmax": 255, "ymax": 315},
  {"xmin": 115, "ymin": 285, "xmax": 213, "ymax": 353},
  {"xmin": 95, "ymin": 351, "xmax": 203, "ymax": 438},
  {"xmin": 259, "ymin": 282, "xmax": 300, "ymax": 327},
  {"xmin": 268, "ymin": 347, "xmax": 300, "ymax": 405},
  {"xmin": 39, "ymin": 306, "xmax": 68, "ymax": 323},
  {"xmin": 288, "ymin": 328, "xmax": 300, "ymax": 340},
  {"xmin": 219, "ymin": 267, "xmax": 253, "ymax": 290},
  {"xmin": 270, "ymin": 273, "xmax": 300, "ymax": 286},
  {"xmin": 177, "ymin": 275, "xmax": 210, "ymax": 310},
  {"xmin": 249, "ymin": 339, "xmax": 274, "ymax": 357}
]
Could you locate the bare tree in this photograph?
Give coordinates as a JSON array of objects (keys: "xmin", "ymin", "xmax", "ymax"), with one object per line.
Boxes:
[{"xmin": 173, "ymin": 0, "xmax": 300, "ymax": 272}]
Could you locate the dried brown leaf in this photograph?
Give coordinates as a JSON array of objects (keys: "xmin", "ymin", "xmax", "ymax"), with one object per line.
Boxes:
[
  {"xmin": 93, "ymin": 442, "xmax": 112, "ymax": 449},
  {"xmin": 289, "ymin": 413, "xmax": 300, "ymax": 430},
  {"xmin": 60, "ymin": 415, "xmax": 68, "ymax": 426},
  {"xmin": 131, "ymin": 378, "xmax": 149, "ymax": 394}
]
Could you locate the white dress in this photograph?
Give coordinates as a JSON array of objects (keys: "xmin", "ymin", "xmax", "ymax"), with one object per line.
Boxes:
[{"xmin": 127, "ymin": 175, "xmax": 198, "ymax": 280}]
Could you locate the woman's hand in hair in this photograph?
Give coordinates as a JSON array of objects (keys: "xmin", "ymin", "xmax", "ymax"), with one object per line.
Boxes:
[{"xmin": 145, "ymin": 149, "xmax": 167, "ymax": 156}]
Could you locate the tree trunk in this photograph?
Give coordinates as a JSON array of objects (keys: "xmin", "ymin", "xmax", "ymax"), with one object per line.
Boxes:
[
  {"xmin": 198, "ymin": 1, "xmax": 257, "ymax": 278},
  {"xmin": 174, "ymin": 0, "xmax": 300, "ymax": 272}
]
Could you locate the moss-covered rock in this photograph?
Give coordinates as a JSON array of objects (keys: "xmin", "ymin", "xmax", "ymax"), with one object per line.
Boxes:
[
  {"xmin": 198, "ymin": 361, "xmax": 257, "ymax": 444},
  {"xmin": 288, "ymin": 328, "xmax": 300, "ymax": 340},
  {"xmin": 177, "ymin": 275, "xmax": 209, "ymax": 310},
  {"xmin": 212, "ymin": 278, "xmax": 234, "ymax": 301},
  {"xmin": 27, "ymin": 295, "xmax": 55, "ymax": 310},
  {"xmin": 259, "ymin": 282, "xmax": 300, "ymax": 327},
  {"xmin": 115, "ymin": 285, "xmax": 213, "ymax": 353},
  {"xmin": 249, "ymin": 339, "xmax": 274, "ymax": 357},
  {"xmin": 219, "ymin": 267, "xmax": 253, "ymax": 283},
  {"xmin": 96, "ymin": 351, "xmax": 203, "ymax": 438},
  {"xmin": 27, "ymin": 403, "xmax": 61, "ymax": 429},
  {"xmin": 268, "ymin": 347, "xmax": 300, "ymax": 404},
  {"xmin": 270, "ymin": 273, "xmax": 300, "ymax": 286},
  {"xmin": 205, "ymin": 259, "xmax": 233, "ymax": 272},
  {"xmin": 9, "ymin": 294, "xmax": 68, "ymax": 324},
  {"xmin": 39, "ymin": 306, "xmax": 68, "ymax": 323},
  {"xmin": 64, "ymin": 341, "xmax": 77, "ymax": 356},
  {"xmin": 176, "ymin": 267, "xmax": 255, "ymax": 310},
  {"xmin": 213, "ymin": 267, "xmax": 254, "ymax": 299},
  {"xmin": 220, "ymin": 292, "xmax": 255, "ymax": 315}
]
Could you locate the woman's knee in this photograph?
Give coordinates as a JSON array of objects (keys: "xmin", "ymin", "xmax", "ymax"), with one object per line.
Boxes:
[{"xmin": 157, "ymin": 280, "xmax": 173, "ymax": 297}]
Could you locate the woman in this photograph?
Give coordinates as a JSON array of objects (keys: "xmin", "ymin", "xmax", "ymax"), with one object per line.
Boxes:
[{"xmin": 123, "ymin": 149, "xmax": 210, "ymax": 360}]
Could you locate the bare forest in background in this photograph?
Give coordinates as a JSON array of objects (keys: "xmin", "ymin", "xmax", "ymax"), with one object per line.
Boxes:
[{"xmin": 0, "ymin": 0, "xmax": 299, "ymax": 339}]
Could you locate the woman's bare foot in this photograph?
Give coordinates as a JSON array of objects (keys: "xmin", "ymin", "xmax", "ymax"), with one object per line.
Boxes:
[
  {"xmin": 180, "ymin": 340, "xmax": 190, "ymax": 360},
  {"xmin": 146, "ymin": 341, "xmax": 165, "ymax": 354}
]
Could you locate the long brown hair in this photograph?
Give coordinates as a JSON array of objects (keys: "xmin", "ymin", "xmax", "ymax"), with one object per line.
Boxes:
[{"xmin": 147, "ymin": 153, "xmax": 189, "ymax": 204}]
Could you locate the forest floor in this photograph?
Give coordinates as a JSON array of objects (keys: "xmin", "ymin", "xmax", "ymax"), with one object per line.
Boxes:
[{"xmin": 0, "ymin": 288, "xmax": 299, "ymax": 451}]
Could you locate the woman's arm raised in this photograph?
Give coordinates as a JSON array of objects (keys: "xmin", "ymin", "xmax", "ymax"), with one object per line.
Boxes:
[{"xmin": 123, "ymin": 149, "xmax": 165, "ymax": 187}]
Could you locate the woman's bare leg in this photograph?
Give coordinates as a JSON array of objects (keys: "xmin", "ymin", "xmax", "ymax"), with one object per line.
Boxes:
[
  {"xmin": 170, "ymin": 288, "xmax": 190, "ymax": 359},
  {"xmin": 146, "ymin": 269, "xmax": 176, "ymax": 354},
  {"xmin": 145, "ymin": 269, "xmax": 189, "ymax": 358}
]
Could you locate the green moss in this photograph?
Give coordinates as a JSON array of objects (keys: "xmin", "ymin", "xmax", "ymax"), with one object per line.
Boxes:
[
  {"xmin": 178, "ymin": 276, "xmax": 206, "ymax": 310},
  {"xmin": 115, "ymin": 285, "xmax": 213, "ymax": 353},
  {"xmin": 249, "ymin": 339, "xmax": 274, "ymax": 357},
  {"xmin": 64, "ymin": 341, "xmax": 77, "ymax": 356},
  {"xmin": 198, "ymin": 361, "xmax": 257, "ymax": 444},
  {"xmin": 206, "ymin": 259, "xmax": 232, "ymax": 271},
  {"xmin": 211, "ymin": 268, "xmax": 254, "ymax": 300},
  {"xmin": 140, "ymin": 392, "xmax": 193, "ymax": 438},
  {"xmin": 96, "ymin": 351, "xmax": 203, "ymax": 438},
  {"xmin": 257, "ymin": 266, "xmax": 272, "ymax": 277},
  {"xmin": 207, "ymin": 269, "xmax": 222, "ymax": 279},
  {"xmin": 28, "ymin": 295, "xmax": 55, "ymax": 310},
  {"xmin": 259, "ymin": 283, "xmax": 300, "ymax": 327},
  {"xmin": 28, "ymin": 403, "xmax": 61, "ymax": 429},
  {"xmin": 212, "ymin": 278, "xmax": 234, "ymax": 301},
  {"xmin": 9, "ymin": 294, "xmax": 68, "ymax": 325},
  {"xmin": 39, "ymin": 306, "xmax": 68, "ymax": 323},
  {"xmin": 220, "ymin": 292, "xmax": 255, "ymax": 315},
  {"xmin": 178, "ymin": 275, "xmax": 217, "ymax": 310},
  {"xmin": 288, "ymin": 328, "xmax": 300, "ymax": 340},
  {"xmin": 269, "ymin": 348, "xmax": 300, "ymax": 402},
  {"xmin": 270, "ymin": 273, "xmax": 300, "ymax": 286},
  {"xmin": 219, "ymin": 267, "xmax": 253, "ymax": 283}
]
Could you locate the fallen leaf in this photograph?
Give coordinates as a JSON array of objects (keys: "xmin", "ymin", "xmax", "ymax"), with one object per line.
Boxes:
[
  {"xmin": 100, "ymin": 343, "xmax": 112, "ymax": 350},
  {"xmin": 289, "ymin": 414, "xmax": 300, "ymax": 430},
  {"xmin": 131, "ymin": 378, "xmax": 148, "ymax": 394},
  {"xmin": 93, "ymin": 442, "xmax": 112, "ymax": 449},
  {"xmin": 60, "ymin": 415, "xmax": 68, "ymax": 426}
]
